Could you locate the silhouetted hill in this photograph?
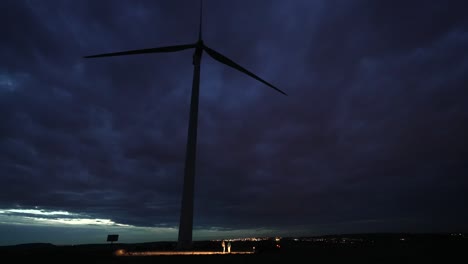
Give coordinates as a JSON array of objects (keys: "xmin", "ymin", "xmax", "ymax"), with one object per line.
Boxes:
[
  {"xmin": 0, "ymin": 233, "xmax": 466, "ymax": 263},
  {"xmin": 2, "ymin": 243, "xmax": 55, "ymax": 249}
]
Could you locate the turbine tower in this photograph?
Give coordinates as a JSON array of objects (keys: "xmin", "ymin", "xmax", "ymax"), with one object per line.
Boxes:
[{"xmin": 83, "ymin": 0, "xmax": 287, "ymax": 250}]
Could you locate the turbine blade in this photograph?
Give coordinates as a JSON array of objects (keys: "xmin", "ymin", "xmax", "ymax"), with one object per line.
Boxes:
[
  {"xmin": 198, "ymin": 0, "xmax": 203, "ymax": 41},
  {"xmin": 203, "ymin": 45, "xmax": 287, "ymax": 96},
  {"xmin": 84, "ymin": 43, "xmax": 197, "ymax": 58}
]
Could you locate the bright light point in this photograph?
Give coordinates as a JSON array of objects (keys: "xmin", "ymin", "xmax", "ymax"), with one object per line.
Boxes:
[{"xmin": 114, "ymin": 249, "xmax": 126, "ymax": 256}]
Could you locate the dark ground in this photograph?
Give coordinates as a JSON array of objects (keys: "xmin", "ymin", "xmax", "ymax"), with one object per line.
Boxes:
[{"xmin": 1, "ymin": 233, "xmax": 466, "ymax": 263}]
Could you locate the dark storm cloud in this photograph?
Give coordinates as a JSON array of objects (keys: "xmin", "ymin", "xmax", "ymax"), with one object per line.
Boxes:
[{"xmin": 1, "ymin": 0, "xmax": 468, "ymax": 242}]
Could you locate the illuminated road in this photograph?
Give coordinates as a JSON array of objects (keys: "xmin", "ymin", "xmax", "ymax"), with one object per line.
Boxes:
[{"xmin": 115, "ymin": 250, "xmax": 255, "ymax": 256}]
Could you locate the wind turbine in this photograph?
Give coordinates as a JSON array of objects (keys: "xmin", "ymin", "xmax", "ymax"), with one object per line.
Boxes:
[{"xmin": 83, "ymin": 0, "xmax": 287, "ymax": 250}]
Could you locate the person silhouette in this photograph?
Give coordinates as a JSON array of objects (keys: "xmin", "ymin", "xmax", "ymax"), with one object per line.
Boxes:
[
  {"xmin": 227, "ymin": 241, "xmax": 231, "ymax": 253},
  {"xmin": 221, "ymin": 240, "xmax": 226, "ymax": 253}
]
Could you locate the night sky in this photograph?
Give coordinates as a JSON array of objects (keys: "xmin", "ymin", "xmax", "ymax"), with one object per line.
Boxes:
[{"xmin": 1, "ymin": 0, "xmax": 468, "ymax": 246}]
